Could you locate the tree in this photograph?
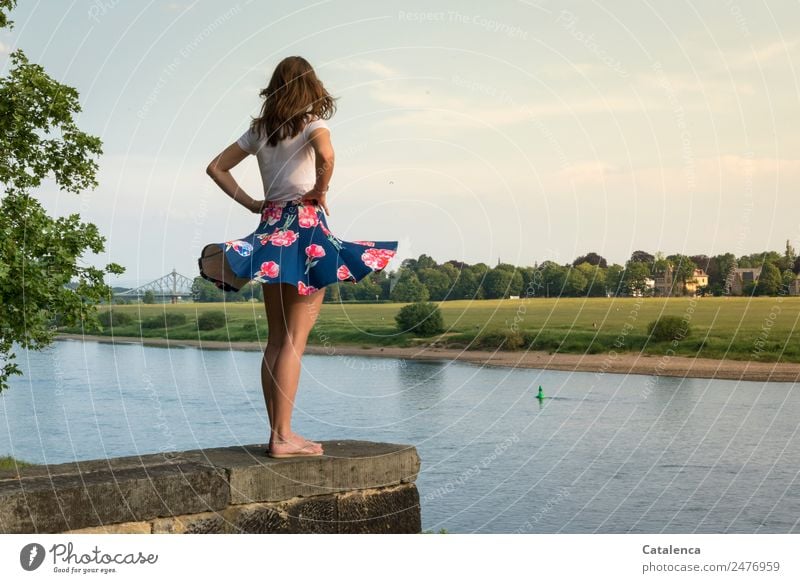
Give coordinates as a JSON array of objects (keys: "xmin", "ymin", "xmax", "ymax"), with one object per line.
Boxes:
[
  {"xmin": 451, "ymin": 265, "xmax": 482, "ymax": 299},
  {"xmin": 622, "ymin": 261, "xmax": 652, "ymax": 296},
  {"xmin": 630, "ymin": 250, "xmax": 655, "ymax": 265},
  {"xmin": 665, "ymin": 254, "xmax": 697, "ymax": 295},
  {"xmin": 572, "ymin": 252, "xmax": 607, "ymax": 268},
  {"xmin": 574, "ymin": 262, "xmax": 607, "ymax": 296},
  {"xmin": 418, "ymin": 267, "xmax": 453, "ymax": 301},
  {"xmin": 414, "ymin": 254, "xmax": 438, "ymax": 272},
  {"xmin": 390, "ymin": 271, "xmax": 429, "ymax": 302},
  {"xmin": 482, "ymin": 267, "xmax": 522, "ymax": 299},
  {"xmin": 562, "ymin": 267, "xmax": 588, "ymax": 296},
  {"xmin": 191, "ymin": 277, "xmax": 224, "ymax": 302},
  {"xmin": 0, "ymin": 0, "xmax": 124, "ymax": 393},
  {"xmin": 605, "ymin": 264, "xmax": 625, "ymax": 296},
  {"xmin": 755, "ymin": 262, "xmax": 782, "ymax": 295},
  {"xmin": 142, "ymin": 290, "xmax": 156, "ymax": 304},
  {"xmin": 539, "ymin": 262, "xmax": 567, "ymax": 298},
  {"xmin": 707, "ymin": 253, "xmax": 736, "ymax": 290},
  {"xmin": 351, "ymin": 273, "xmax": 382, "ymax": 301},
  {"xmin": 782, "ymin": 239, "xmax": 797, "ymax": 272}
]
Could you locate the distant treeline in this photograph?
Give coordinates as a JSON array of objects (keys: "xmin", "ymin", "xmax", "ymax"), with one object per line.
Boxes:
[{"xmin": 118, "ymin": 243, "xmax": 799, "ymax": 304}]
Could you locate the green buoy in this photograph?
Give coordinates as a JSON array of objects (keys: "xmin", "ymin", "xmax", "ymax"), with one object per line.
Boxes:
[{"xmin": 536, "ymin": 385, "xmax": 545, "ymax": 400}]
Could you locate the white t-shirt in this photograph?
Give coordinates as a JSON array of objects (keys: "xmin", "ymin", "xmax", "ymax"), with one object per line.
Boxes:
[{"xmin": 236, "ymin": 115, "xmax": 330, "ymax": 202}]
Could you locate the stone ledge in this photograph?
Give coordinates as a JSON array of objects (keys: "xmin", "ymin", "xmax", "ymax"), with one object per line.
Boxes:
[
  {"xmin": 1, "ymin": 440, "xmax": 421, "ymax": 534},
  {"xmin": 66, "ymin": 483, "xmax": 421, "ymax": 534},
  {"xmin": 173, "ymin": 440, "xmax": 421, "ymax": 504}
]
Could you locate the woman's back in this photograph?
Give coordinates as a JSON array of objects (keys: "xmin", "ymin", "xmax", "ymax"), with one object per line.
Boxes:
[{"xmin": 237, "ymin": 114, "xmax": 330, "ymax": 203}]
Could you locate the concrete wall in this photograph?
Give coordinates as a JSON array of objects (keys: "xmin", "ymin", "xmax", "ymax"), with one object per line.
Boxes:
[{"xmin": 0, "ymin": 440, "xmax": 421, "ymax": 534}]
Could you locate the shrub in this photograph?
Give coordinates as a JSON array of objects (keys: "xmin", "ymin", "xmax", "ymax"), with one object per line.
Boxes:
[
  {"xmin": 395, "ymin": 301, "xmax": 444, "ymax": 336},
  {"xmin": 197, "ymin": 311, "xmax": 227, "ymax": 331},
  {"xmin": 164, "ymin": 312, "xmax": 188, "ymax": 327},
  {"xmin": 140, "ymin": 312, "xmax": 187, "ymax": 329},
  {"xmin": 647, "ymin": 315, "xmax": 690, "ymax": 342},
  {"xmin": 98, "ymin": 310, "xmax": 134, "ymax": 327},
  {"xmin": 476, "ymin": 330, "xmax": 525, "ymax": 350}
]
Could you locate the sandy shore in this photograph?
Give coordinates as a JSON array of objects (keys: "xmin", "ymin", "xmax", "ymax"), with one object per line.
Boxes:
[{"xmin": 54, "ymin": 333, "xmax": 800, "ymax": 383}]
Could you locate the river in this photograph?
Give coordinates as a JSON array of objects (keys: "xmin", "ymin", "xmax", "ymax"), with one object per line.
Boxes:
[{"xmin": 2, "ymin": 339, "xmax": 798, "ymax": 533}]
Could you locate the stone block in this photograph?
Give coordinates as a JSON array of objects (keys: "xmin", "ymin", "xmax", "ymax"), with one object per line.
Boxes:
[
  {"xmin": 337, "ymin": 484, "xmax": 421, "ymax": 534},
  {"xmin": 175, "ymin": 440, "xmax": 420, "ymax": 504},
  {"xmin": 0, "ymin": 462, "xmax": 229, "ymax": 534},
  {"xmin": 226, "ymin": 502, "xmax": 290, "ymax": 534},
  {"xmin": 152, "ymin": 511, "xmax": 226, "ymax": 534},
  {"xmin": 284, "ymin": 494, "xmax": 338, "ymax": 533}
]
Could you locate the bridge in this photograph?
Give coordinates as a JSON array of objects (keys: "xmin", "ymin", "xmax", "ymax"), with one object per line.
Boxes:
[{"xmin": 115, "ymin": 269, "xmax": 195, "ymax": 303}]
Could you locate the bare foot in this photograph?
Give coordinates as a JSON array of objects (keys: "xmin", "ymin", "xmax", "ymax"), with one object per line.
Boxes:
[
  {"xmin": 268, "ymin": 435, "xmax": 324, "ymax": 458},
  {"xmin": 269, "ymin": 431, "xmax": 323, "ymax": 454}
]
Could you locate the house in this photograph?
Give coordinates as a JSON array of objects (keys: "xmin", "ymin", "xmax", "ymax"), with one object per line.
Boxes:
[
  {"xmin": 789, "ymin": 274, "xmax": 800, "ymax": 296},
  {"xmin": 685, "ymin": 268, "xmax": 709, "ymax": 295},
  {"xmin": 653, "ymin": 265, "xmax": 710, "ymax": 296},
  {"xmin": 727, "ymin": 267, "xmax": 762, "ymax": 295}
]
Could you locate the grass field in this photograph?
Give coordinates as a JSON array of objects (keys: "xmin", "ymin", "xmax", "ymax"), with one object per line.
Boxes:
[{"xmin": 59, "ymin": 296, "xmax": 800, "ymax": 362}]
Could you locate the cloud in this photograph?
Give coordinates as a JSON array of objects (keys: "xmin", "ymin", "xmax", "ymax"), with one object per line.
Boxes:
[
  {"xmin": 367, "ymin": 87, "xmax": 667, "ymax": 130},
  {"xmin": 327, "ymin": 58, "xmax": 403, "ymax": 79},
  {"xmin": 556, "ymin": 161, "xmax": 620, "ymax": 186},
  {"xmin": 0, "ymin": 40, "xmax": 10, "ymax": 55},
  {"xmin": 638, "ymin": 70, "xmax": 755, "ymax": 97},
  {"xmin": 724, "ymin": 38, "xmax": 800, "ymax": 69}
]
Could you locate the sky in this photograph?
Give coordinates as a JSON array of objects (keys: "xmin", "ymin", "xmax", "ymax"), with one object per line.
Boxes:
[{"xmin": 2, "ymin": 0, "xmax": 799, "ymax": 287}]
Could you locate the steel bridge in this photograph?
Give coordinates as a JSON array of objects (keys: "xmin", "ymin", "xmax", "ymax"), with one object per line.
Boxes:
[{"xmin": 115, "ymin": 269, "xmax": 195, "ymax": 303}]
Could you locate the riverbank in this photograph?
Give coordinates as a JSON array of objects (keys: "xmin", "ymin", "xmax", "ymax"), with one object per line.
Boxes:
[{"xmin": 55, "ymin": 334, "xmax": 800, "ymax": 383}]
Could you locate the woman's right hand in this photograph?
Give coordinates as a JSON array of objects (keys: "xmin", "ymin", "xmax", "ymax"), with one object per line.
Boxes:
[{"xmin": 300, "ymin": 188, "xmax": 330, "ymax": 216}]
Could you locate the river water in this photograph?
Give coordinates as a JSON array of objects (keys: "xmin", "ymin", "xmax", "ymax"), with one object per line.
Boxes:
[{"xmin": 2, "ymin": 339, "xmax": 798, "ymax": 533}]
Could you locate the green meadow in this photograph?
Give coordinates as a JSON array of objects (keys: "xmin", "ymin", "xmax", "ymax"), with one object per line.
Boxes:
[{"xmin": 59, "ymin": 296, "xmax": 800, "ymax": 363}]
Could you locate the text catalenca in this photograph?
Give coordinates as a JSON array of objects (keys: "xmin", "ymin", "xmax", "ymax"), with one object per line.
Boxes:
[{"xmin": 642, "ymin": 545, "xmax": 700, "ymax": 555}]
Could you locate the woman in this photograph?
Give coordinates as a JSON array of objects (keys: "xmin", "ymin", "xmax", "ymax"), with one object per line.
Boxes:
[{"xmin": 200, "ymin": 56, "xmax": 398, "ymax": 459}]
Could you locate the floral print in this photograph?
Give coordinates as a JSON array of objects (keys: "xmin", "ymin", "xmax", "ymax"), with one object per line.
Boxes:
[
  {"xmin": 256, "ymin": 261, "xmax": 279, "ymax": 279},
  {"xmin": 298, "ymin": 204, "xmax": 320, "ymax": 228},
  {"xmin": 361, "ymin": 248, "xmax": 396, "ymax": 271},
  {"xmin": 201, "ymin": 200, "xmax": 398, "ymax": 295},
  {"xmin": 305, "ymin": 244, "xmax": 325, "ymax": 259},
  {"xmin": 261, "ymin": 205, "xmax": 283, "ymax": 226},
  {"xmin": 269, "ymin": 228, "xmax": 298, "ymax": 247},
  {"xmin": 225, "ymin": 240, "xmax": 253, "ymax": 257},
  {"xmin": 297, "ymin": 281, "xmax": 319, "ymax": 296},
  {"xmin": 337, "ymin": 265, "xmax": 355, "ymax": 281},
  {"xmin": 304, "ymin": 243, "xmax": 325, "ymax": 274}
]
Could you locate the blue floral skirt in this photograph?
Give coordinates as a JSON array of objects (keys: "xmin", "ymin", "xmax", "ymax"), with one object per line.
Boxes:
[{"xmin": 198, "ymin": 199, "xmax": 399, "ymax": 295}]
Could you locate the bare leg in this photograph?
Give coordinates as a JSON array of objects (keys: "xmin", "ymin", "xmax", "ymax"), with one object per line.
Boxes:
[
  {"xmin": 269, "ymin": 283, "xmax": 325, "ymax": 457},
  {"xmin": 261, "ymin": 283, "xmax": 322, "ymax": 453},
  {"xmin": 261, "ymin": 283, "xmax": 286, "ymax": 441}
]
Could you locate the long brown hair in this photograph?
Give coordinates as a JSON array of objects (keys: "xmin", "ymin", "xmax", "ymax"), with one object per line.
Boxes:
[{"xmin": 250, "ymin": 56, "xmax": 338, "ymax": 147}]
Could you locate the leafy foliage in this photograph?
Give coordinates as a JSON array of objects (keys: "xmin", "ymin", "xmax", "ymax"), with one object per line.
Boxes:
[
  {"xmin": 0, "ymin": 1, "xmax": 124, "ymax": 392},
  {"xmin": 647, "ymin": 315, "xmax": 690, "ymax": 342},
  {"xmin": 395, "ymin": 301, "xmax": 444, "ymax": 336},
  {"xmin": 197, "ymin": 311, "xmax": 227, "ymax": 331},
  {"xmin": 97, "ymin": 310, "xmax": 134, "ymax": 328},
  {"xmin": 141, "ymin": 312, "xmax": 187, "ymax": 329}
]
